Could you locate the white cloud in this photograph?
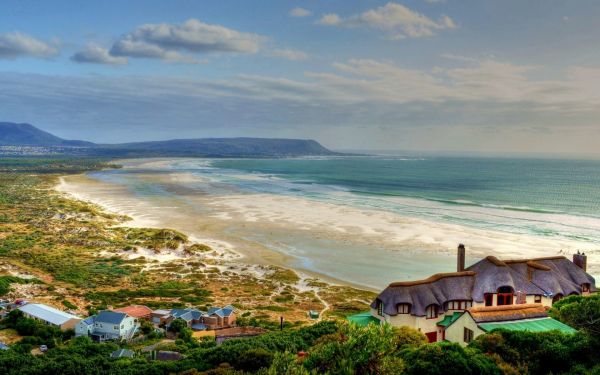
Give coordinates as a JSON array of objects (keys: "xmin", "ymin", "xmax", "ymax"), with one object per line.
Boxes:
[
  {"xmin": 0, "ymin": 32, "xmax": 58, "ymax": 59},
  {"xmin": 71, "ymin": 44, "xmax": 128, "ymax": 65},
  {"xmin": 317, "ymin": 13, "xmax": 342, "ymax": 26},
  {"xmin": 269, "ymin": 48, "xmax": 309, "ymax": 61},
  {"xmin": 318, "ymin": 2, "xmax": 456, "ymax": 39},
  {"xmin": 109, "ymin": 19, "xmax": 265, "ymax": 62},
  {"xmin": 290, "ymin": 7, "xmax": 311, "ymax": 17}
]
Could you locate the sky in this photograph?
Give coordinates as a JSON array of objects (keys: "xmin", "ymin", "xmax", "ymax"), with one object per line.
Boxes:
[{"xmin": 1, "ymin": 0, "xmax": 600, "ymax": 155}]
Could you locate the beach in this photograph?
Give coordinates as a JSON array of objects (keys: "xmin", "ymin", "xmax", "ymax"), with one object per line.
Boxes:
[{"xmin": 55, "ymin": 157, "xmax": 600, "ymax": 289}]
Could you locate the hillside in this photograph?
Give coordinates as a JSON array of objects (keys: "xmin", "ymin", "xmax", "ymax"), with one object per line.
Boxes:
[
  {"xmin": 0, "ymin": 122, "xmax": 339, "ymax": 157},
  {"xmin": 0, "ymin": 122, "xmax": 92, "ymax": 147}
]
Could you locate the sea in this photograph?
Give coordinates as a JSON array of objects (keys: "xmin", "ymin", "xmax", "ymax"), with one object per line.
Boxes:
[{"xmin": 79, "ymin": 155, "xmax": 600, "ymax": 289}]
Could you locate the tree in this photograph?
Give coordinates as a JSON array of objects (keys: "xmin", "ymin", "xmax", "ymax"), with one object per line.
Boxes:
[
  {"xmin": 550, "ymin": 294, "xmax": 600, "ymax": 338},
  {"xmin": 235, "ymin": 348, "xmax": 274, "ymax": 372},
  {"xmin": 401, "ymin": 341, "xmax": 500, "ymax": 375},
  {"xmin": 301, "ymin": 322, "xmax": 405, "ymax": 374},
  {"xmin": 169, "ymin": 318, "xmax": 188, "ymax": 333}
]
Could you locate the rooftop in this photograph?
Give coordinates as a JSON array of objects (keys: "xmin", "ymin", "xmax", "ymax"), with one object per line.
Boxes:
[
  {"xmin": 114, "ymin": 305, "xmax": 152, "ymax": 318},
  {"xmin": 111, "ymin": 349, "xmax": 135, "ymax": 358},
  {"xmin": 19, "ymin": 303, "xmax": 80, "ymax": 326},
  {"xmin": 347, "ymin": 312, "xmax": 381, "ymax": 327},
  {"xmin": 468, "ymin": 304, "xmax": 549, "ymax": 323},
  {"xmin": 96, "ymin": 310, "xmax": 128, "ymax": 325},
  {"xmin": 388, "ymin": 271, "xmax": 476, "ymax": 287},
  {"xmin": 479, "ymin": 317, "xmax": 577, "ymax": 334}
]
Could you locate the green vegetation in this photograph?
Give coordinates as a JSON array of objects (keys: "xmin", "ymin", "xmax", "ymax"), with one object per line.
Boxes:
[
  {"xmin": 550, "ymin": 293, "xmax": 600, "ymax": 338},
  {"xmin": 0, "ymin": 276, "xmax": 41, "ymax": 296},
  {"xmin": 85, "ymin": 281, "xmax": 212, "ymax": 308}
]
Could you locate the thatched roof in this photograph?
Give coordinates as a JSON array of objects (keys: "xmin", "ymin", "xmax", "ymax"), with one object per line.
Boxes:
[
  {"xmin": 468, "ymin": 303, "xmax": 548, "ymax": 323},
  {"xmin": 467, "ymin": 257, "xmax": 547, "ymax": 302},
  {"xmin": 504, "ymin": 256, "xmax": 596, "ymax": 297},
  {"xmin": 372, "ymin": 254, "xmax": 596, "ymax": 318},
  {"xmin": 373, "ymin": 271, "xmax": 475, "ymax": 317}
]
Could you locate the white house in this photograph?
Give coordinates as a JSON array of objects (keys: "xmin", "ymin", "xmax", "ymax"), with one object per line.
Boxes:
[{"xmin": 75, "ymin": 310, "xmax": 138, "ymax": 342}]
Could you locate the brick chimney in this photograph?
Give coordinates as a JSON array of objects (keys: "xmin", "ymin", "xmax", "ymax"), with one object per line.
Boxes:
[
  {"xmin": 457, "ymin": 244, "xmax": 466, "ymax": 272},
  {"xmin": 573, "ymin": 252, "xmax": 587, "ymax": 272}
]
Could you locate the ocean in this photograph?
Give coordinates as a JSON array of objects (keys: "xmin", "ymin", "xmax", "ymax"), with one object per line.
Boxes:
[{"xmin": 75, "ymin": 156, "xmax": 600, "ymax": 289}]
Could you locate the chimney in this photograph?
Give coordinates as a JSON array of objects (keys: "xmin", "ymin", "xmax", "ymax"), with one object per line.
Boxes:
[
  {"xmin": 457, "ymin": 244, "xmax": 466, "ymax": 272},
  {"xmin": 573, "ymin": 252, "xmax": 587, "ymax": 272}
]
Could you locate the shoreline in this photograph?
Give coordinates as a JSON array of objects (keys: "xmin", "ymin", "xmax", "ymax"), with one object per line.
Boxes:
[{"xmin": 55, "ymin": 162, "xmax": 600, "ymax": 287}]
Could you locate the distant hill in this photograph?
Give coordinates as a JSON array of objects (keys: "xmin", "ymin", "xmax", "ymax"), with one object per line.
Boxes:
[
  {"xmin": 0, "ymin": 122, "xmax": 93, "ymax": 147},
  {"xmin": 0, "ymin": 122, "xmax": 339, "ymax": 157}
]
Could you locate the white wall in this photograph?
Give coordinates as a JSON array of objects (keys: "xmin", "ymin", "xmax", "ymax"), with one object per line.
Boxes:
[{"xmin": 444, "ymin": 313, "xmax": 485, "ymax": 347}]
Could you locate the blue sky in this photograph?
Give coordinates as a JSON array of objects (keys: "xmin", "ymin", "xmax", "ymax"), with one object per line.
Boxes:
[{"xmin": 1, "ymin": 0, "xmax": 600, "ymax": 154}]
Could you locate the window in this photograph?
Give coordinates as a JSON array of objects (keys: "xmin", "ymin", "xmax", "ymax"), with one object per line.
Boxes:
[
  {"xmin": 497, "ymin": 286, "xmax": 514, "ymax": 306},
  {"xmin": 464, "ymin": 328, "xmax": 474, "ymax": 343},
  {"xmin": 552, "ymin": 293, "xmax": 563, "ymax": 304},
  {"xmin": 445, "ymin": 300, "xmax": 473, "ymax": 311},
  {"xmin": 114, "ymin": 325, "xmax": 118, "ymax": 330},
  {"xmin": 426, "ymin": 305, "xmax": 438, "ymax": 319},
  {"xmin": 484, "ymin": 293, "xmax": 493, "ymax": 307},
  {"xmin": 377, "ymin": 300, "xmax": 384, "ymax": 316},
  {"xmin": 582, "ymin": 283, "xmax": 590, "ymax": 293},
  {"xmin": 397, "ymin": 303, "xmax": 411, "ymax": 314},
  {"xmin": 534, "ymin": 295, "xmax": 542, "ymax": 303}
]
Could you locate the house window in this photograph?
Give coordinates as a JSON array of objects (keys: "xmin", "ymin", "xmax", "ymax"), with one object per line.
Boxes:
[
  {"xmin": 464, "ymin": 328, "xmax": 474, "ymax": 343},
  {"xmin": 114, "ymin": 325, "xmax": 118, "ymax": 330},
  {"xmin": 534, "ymin": 295, "xmax": 542, "ymax": 303},
  {"xmin": 582, "ymin": 283, "xmax": 590, "ymax": 293},
  {"xmin": 426, "ymin": 305, "xmax": 439, "ymax": 319},
  {"xmin": 377, "ymin": 300, "xmax": 384, "ymax": 316},
  {"xmin": 397, "ymin": 304, "xmax": 411, "ymax": 314},
  {"xmin": 484, "ymin": 293, "xmax": 493, "ymax": 307},
  {"xmin": 445, "ymin": 300, "xmax": 473, "ymax": 311},
  {"xmin": 497, "ymin": 286, "xmax": 514, "ymax": 306},
  {"xmin": 552, "ymin": 294, "xmax": 563, "ymax": 304}
]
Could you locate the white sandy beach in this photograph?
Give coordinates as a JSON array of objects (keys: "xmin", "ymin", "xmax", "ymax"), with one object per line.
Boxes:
[{"xmin": 55, "ymin": 167, "xmax": 600, "ymax": 289}]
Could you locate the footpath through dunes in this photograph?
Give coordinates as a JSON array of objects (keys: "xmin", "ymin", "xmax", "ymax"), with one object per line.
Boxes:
[{"xmin": 56, "ymin": 159, "xmax": 600, "ymax": 289}]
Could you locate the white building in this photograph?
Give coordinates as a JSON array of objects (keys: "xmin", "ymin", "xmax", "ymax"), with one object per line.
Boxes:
[
  {"xmin": 19, "ymin": 303, "xmax": 81, "ymax": 331},
  {"xmin": 75, "ymin": 310, "xmax": 138, "ymax": 341}
]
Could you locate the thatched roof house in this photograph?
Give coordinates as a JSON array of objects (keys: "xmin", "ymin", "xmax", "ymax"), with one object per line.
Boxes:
[{"xmin": 372, "ymin": 251, "xmax": 596, "ymax": 319}]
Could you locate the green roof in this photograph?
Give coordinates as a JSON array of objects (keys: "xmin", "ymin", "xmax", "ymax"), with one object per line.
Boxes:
[
  {"xmin": 347, "ymin": 312, "xmax": 381, "ymax": 327},
  {"xmin": 479, "ymin": 318, "xmax": 577, "ymax": 334},
  {"xmin": 437, "ymin": 312, "xmax": 463, "ymax": 327}
]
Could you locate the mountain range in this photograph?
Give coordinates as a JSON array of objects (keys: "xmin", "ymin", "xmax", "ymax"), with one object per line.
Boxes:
[{"xmin": 0, "ymin": 122, "xmax": 338, "ymax": 157}]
